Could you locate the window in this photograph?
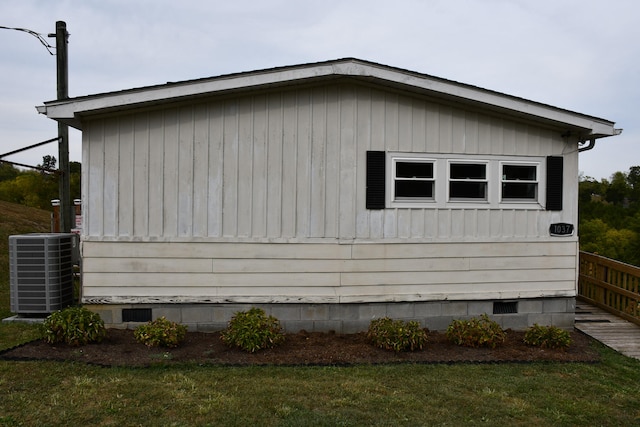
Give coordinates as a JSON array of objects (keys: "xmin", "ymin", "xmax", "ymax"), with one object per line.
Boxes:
[
  {"xmin": 501, "ymin": 163, "xmax": 538, "ymax": 201},
  {"xmin": 392, "ymin": 158, "xmax": 435, "ymax": 201},
  {"xmin": 376, "ymin": 152, "xmax": 549, "ymax": 209},
  {"xmin": 449, "ymin": 162, "xmax": 488, "ymax": 201}
]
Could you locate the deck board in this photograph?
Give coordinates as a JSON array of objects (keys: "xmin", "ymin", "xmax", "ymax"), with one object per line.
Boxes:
[{"xmin": 575, "ymin": 301, "xmax": 640, "ymax": 359}]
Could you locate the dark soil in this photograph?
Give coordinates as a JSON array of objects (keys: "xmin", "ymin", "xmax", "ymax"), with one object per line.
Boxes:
[{"xmin": 0, "ymin": 328, "xmax": 600, "ymax": 367}]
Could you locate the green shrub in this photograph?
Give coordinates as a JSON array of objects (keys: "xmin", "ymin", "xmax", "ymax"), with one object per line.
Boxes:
[
  {"xmin": 523, "ymin": 324, "xmax": 572, "ymax": 350},
  {"xmin": 134, "ymin": 317, "xmax": 188, "ymax": 348},
  {"xmin": 42, "ymin": 306, "xmax": 106, "ymax": 346},
  {"xmin": 367, "ymin": 317, "xmax": 428, "ymax": 352},
  {"xmin": 220, "ymin": 307, "xmax": 285, "ymax": 353},
  {"xmin": 446, "ymin": 314, "xmax": 506, "ymax": 348}
]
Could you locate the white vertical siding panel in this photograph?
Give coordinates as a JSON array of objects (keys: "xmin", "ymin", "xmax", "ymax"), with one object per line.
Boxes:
[
  {"xmin": 103, "ymin": 121, "xmax": 119, "ymax": 236},
  {"xmin": 424, "ymin": 209, "xmax": 437, "ymax": 238},
  {"xmin": 425, "ymin": 103, "xmax": 440, "ymax": 152},
  {"xmin": 410, "ymin": 209, "xmax": 425, "ymax": 238},
  {"xmin": 384, "ymin": 93, "xmax": 399, "ymax": 151},
  {"xmin": 236, "ymin": 99, "xmax": 253, "ymax": 237},
  {"xmin": 281, "ymin": 93, "xmax": 298, "ymax": 238},
  {"xmin": 147, "ymin": 113, "xmax": 165, "ymax": 237},
  {"xmin": 397, "ymin": 97, "xmax": 412, "ymax": 152},
  {"xmin": 502, "ymin": 120, "xmax": 517, "ymax": 156},
  {"xmin": 339, "ymin": 86, "xmax": 357, "ymax": 238},
  {"xmin": 476, "ymin": 209, "xmax": 491, "ymax": 239},
  {"xmin": 162, "ymin": 109, "xmax": 179, "ymax": 237},
  {"xmin": 438, "ymin": 105, "xmax": 453, "ymax": 153},
  {"xmin": 295, "ymin": 90, "xmax": 312, "ymax": 237},
  {"xmin": 177, "ymin": 107, "xmax": 194, "ymax": 237},
  {"xmin": 383, "ymin": 209, "xmax": 397, "ymax": 238},
  {"xmin": 451, "ymin": 109, "xmax": 466, "ymax": 154},
  {"xmin": 465, "ymin": 111, "xmax": 479, "ymax": 154},
  {"xmin": 411, "ymin": 99, "xmax": 427, "ymax": 152},
  {"xmin": 86, "ymin": 122, "xmax": 104, "ymax": 236},
  {"xmin": 464, "ymin": 210, "xmax": 477, "ymax": 238},
  {"xmin": 324, "ymin": 86, "xmax": 340, "ymax": 237},
  {"xmin": 396, "ymin": 210, "xmax": 411, "ymax": 238},
  {"xmin": 133, "ymin": 114, "xmax": 149, "ymax": 237},
  {"xmin": 438, "ymin": 209, "xmax": 452, "ymax": 238},
  {"xmin": 450, "ymin": 209, "xmax": 464, "ymax": 238},
  {"xmin": 355, "ymin": 88, "xmax": 372, "ymax": 238},
  {"xmin": 540, "ymin": 129, "xmax": 556, "ymax": 156},
  {"xmin": 477, "ymin": 113, "xmax": 492, "ymax": 154},
  {"xmin": 222, "ymin": 101, "xmax": 239, "ymax": 237},
  {"xmin": 251, "ymin": 96, "xmax": 268, "ymax": 237},
  {"xmin": 192, "ymin": 104, "xmax": 209, "ymax": 237},
  {"xmin": 267, "ymin": 93, "xmax": 284, "ymax": 238},
  {"xmin": 514, "ymin": 122, "xmax": 529, "ymax": 156},
  {"xmin": 310, "ymin": 87, "xmax": 327, "ymax": 237},
  {"xmin": 207, "ymin": 103, "xmax": 224, "ymax": 237},
  {"xmin": 502, "ymin": 209, "xmax": 516, "ymax": 237},
  {"xmin": 117, "ymin": 117, "xmax": 134, "ymax": 236},
  {"xmin": 490, "ymin": 117, "xmax": 504, "ymax": 155}
]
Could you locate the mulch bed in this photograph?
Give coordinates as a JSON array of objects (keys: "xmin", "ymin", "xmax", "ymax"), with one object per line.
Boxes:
[{"xmin": 0, "ymin": 328, "xmax": 600, "ymax": 367}]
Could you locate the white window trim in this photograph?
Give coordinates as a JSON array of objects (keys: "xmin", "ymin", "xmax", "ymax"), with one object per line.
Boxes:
[
  {"xmin": 387, "ymin": 153, "xmax": 545, "ymax": 209},
  {"xmin": 388, "ymin": 155, "xmax": 438, "ymax": 206},
  {"xmin": 447, "ymin": 159, "xmax": 490, "ymax": 204},
  {"xmin": 499, "ymin": 161, "xmax": 540, "ymax": 204}
]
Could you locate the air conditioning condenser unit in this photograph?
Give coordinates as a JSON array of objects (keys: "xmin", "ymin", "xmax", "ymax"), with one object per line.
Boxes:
[{"xmin": 9, "ymin": 233, "xmax": 76, "ymax": 315}]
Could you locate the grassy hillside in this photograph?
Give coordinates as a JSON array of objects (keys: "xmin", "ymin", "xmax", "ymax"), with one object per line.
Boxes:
[{"xmin": 0, "ymin": 200, "xmax": 51, "ymax": 318}]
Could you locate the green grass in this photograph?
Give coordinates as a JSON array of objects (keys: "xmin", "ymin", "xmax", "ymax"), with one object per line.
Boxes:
[
  {"xmin": 2, "ymin": 201, "xmax": 640, "ymax": 425},
  {"xmin": 1, "ymin": 344, "xmax": 640, "ymax": 426}
]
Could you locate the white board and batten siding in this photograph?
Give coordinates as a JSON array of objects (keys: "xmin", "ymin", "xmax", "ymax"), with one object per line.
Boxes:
[{"xmin": 81, "ymin": 83, "xmax": 579, "ymax": 304}]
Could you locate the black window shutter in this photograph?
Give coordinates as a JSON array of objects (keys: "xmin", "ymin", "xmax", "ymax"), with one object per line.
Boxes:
[
  {"xmin": 366, "ymin": 151, "xmax": 386, "ymax": 209},
  {"xmin": 546, "ymin": 156, "xmax": 563, "ymax": 211}
]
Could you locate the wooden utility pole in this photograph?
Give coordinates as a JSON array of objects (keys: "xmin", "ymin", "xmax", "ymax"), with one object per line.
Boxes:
[{"xmin": 51, "ymin": 21, "xmax": 71, "ymax": 232}]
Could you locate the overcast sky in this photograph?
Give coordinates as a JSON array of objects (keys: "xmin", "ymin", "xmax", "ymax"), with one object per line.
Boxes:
[{"xmin": 1, "ymin": 0, "xmax": 638, "ymax": 180}]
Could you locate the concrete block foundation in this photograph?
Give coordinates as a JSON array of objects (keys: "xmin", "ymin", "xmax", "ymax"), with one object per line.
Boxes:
[{"xmin": 85, "ymin": 297, "xmax": 575, "ymax": 333}]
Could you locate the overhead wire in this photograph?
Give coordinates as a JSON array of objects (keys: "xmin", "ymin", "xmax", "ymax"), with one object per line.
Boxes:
[{"xmin": 0, "ymin": 25, "xmax": 56, "ymax": 55}]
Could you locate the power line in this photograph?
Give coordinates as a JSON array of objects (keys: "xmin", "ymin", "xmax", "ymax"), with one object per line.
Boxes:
[{"xmin": 0, "ymin": 25, "xmax": 55, "ymax": 55}]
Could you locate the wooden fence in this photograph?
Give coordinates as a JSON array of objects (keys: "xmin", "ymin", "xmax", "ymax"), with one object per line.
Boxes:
[{"xmin": 578, "ymin": 251, "xmax": 640, "ymax": 326}]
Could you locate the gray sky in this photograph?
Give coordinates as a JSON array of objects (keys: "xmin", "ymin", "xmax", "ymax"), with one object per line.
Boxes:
[{"xmin": 1, "ymin": 0, "xmax": 638, "ymax": 180}]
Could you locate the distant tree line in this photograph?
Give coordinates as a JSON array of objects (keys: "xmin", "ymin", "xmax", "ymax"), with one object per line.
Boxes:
[
  {"xmin": 579, "ymin": 166, "xmax": 640, "ymax": 266},
  {"xmin": 0, "ymin": 156, "xmax": 81, "ymax": 211}
]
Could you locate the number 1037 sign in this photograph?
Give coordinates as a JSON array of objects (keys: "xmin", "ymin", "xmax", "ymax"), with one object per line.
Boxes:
[{"xmin": 549, "ymin": 223, "xmax": 574, "ymax": 236}]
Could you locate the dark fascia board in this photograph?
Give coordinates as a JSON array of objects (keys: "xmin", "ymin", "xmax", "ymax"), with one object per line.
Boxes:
[{"xmin": 36, "ymin": 58, "xmax": 619, "ymax": 139}]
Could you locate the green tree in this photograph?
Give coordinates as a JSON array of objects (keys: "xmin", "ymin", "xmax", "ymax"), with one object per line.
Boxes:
[{"xmin": 0, "ymin": 162, "xmax": 19, "ymax": 182}]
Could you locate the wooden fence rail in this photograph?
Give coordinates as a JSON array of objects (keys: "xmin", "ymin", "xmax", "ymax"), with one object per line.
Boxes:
[{"xmin": 578, "ymin": 251, "xmax": 640, "ymax": 326}]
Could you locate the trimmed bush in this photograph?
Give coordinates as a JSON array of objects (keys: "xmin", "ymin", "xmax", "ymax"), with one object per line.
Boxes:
[
  {"xmin": 367, "ymin": 317, "xmax": 428, "ymax": 352},
  {"xmin": 134, "ymin": 317, "xmax": 188, "ymax": 348},
  {"xmin": 42, "ymin": 306, "xmax": 106, "ymax": 346},
  {"xmin": 524, "ymin": 324, "xmax": 572, "ymax": 350},
  {"xmin": 446, "ymin": 314, "xmax": 506, "ymax": 348},
  {"xmin": 220, "ymin": 308, "xmax": 285, "ymax": 353}
]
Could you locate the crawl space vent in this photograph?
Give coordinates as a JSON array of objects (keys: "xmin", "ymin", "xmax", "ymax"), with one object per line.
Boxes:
[
  {"xmin": 493, "ymin": 301, "xmax": 518, "ymax": 314},
  {"xmin": 122, "ymin": 308, "xmax": 152, "ymax": 322}
]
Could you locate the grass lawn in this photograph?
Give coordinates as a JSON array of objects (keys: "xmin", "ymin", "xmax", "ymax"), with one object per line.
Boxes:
[
  {"xmin": 1, "ymin": 337, "xmax": 640, "ymax": 426},
  {"xmin": 2, "ymin": 201, "xmax": 640, "ymax": 425}
]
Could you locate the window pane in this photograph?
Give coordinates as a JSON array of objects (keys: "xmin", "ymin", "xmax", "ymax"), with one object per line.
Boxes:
[
  {"xmin": 395, "ymin": 180, "xmax": 434, "ymax": 198},
  {"xmin": 450, "ymin": 182, "xmax": 487, "ymax": 199},
  {"xmin": 502, "ymin": 183, "xmax": 537, "ymax": 199},
  {"xmin": 503, "ymin": 165, "xmax": 536, "ymax": 181},
  {"xmin": 450, "ymin": 163, "xmax": 486, "ymax": 179},
  {"xmin": 396, "ymin": 162, "xmax": 433, "ymax": 178}
]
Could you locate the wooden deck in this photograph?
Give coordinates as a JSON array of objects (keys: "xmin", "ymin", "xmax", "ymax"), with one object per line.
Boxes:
[{"xmin": 575, "ymin": 300, "xmax": 640, "ymax": 360}]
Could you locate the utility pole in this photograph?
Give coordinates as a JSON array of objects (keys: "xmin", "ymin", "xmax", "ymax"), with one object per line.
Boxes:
[{"xmin": 50, "ymin": 21, "xmax": 71, "ymax": 233}]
